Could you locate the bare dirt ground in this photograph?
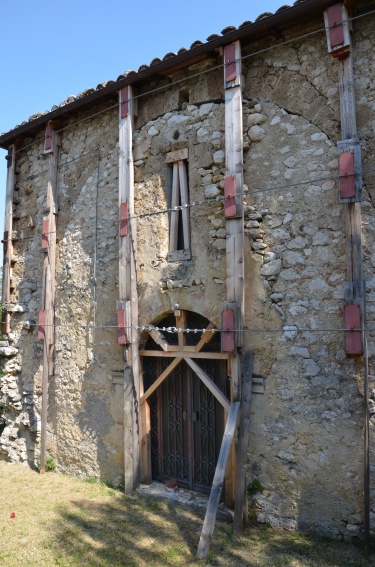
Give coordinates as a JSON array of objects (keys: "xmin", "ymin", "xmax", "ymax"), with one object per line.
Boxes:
[{"xmin": 0, "ymin": 461, "xmax": 373, "ymax": 566}]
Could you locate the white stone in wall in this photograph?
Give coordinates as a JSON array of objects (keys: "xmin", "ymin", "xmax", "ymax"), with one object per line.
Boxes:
[
  {"xmin": 247, "ymin": 113, "xmax": 267, "ymax": 126},
  {"xmin": 280, "ymin": 123, "xmax": 296, "ymax": 135},
  {"xmin": 204, "ymin": 184, "xmax": 220, "ymax": 198},
  {"xmin": 261, "ymin": 259, "xmax": 282, "ymax": 277},
  {"xmin": 270, "ymin": 116, "xmax": 281, "ymax": 126},
  {"xmin": 248, "ymin": 125, "xmax": 266, "ymax": 142}
]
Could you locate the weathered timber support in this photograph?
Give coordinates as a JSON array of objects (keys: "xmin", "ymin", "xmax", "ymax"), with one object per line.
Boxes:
[
  {"xmin": 2, "ymin": 145, "xmax": 16, "ymax": 335},
  {"xmin": 325, "ymin": 3, "xmax": 364, "ymax": 356},
  {"xmin": 324, "ymin": 2, "xmax": 369, "ymax": 554},
  {"xmin": 223, "ymin": 40, "xmax": 244, "ymax": 508},
  {"xmin": 40, "ymin": 122, "xmax": 60, "ymax": 473},
  {"xmin": 197, "ymin": 401, "xmax": 240, "ymax": 559},
  {"xmin": 118, "ymin": 85, "xmax": 140, "ymax": 492},
  {"xmin": 233, "ymin": 351, "xmax": 254, "ymax": 536}
]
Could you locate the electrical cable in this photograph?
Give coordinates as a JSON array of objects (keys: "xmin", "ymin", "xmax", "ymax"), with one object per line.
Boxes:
[
  {"xmin": 4, "ymin": 162, "xmax": 375, "ymax": 244},
  {"xmin": 5, "ymin": 8, "xmax": 375, "ymax": 158},
  {"xmin": 2, "ymin": 317, "xmax": 375, "ymax": 335}
]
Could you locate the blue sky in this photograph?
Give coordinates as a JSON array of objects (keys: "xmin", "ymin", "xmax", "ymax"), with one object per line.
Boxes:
[{"xmin": 0, "ymin": 0, "xmax": 285, "ymax": 246}]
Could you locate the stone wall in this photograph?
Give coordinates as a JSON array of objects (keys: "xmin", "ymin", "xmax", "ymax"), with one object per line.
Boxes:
[{"xmin": 1, "ymin": 6, "xmax": 375, "ymax": 541}]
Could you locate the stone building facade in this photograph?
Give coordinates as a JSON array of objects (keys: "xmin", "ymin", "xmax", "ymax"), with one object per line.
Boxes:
[{"xmin": 1, "ymin": 0, "xmax": 375, "ymax": 541}]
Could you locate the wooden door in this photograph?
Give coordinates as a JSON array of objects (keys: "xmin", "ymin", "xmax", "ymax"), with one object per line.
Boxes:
[{"xmin": 143, "ymin": 357, "xmax": 228, "ymax": 493}]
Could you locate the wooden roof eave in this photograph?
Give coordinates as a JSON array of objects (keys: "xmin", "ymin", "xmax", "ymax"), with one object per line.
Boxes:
[{"xmin": 0, "ymin": 0, "xmax": 359, "ymax": 149}]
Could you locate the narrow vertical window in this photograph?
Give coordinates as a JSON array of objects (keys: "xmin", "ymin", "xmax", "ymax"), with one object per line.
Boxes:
[{"xmin": 166, "ymin": 149, "xmax": 191, "ymax": 261}]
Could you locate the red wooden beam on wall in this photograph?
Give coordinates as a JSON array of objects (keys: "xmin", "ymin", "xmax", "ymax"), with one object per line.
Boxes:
[
  {"xmin": 326, "ymin": 4, "xmax": 345, "ymax": 47},
  {"xmin": 120, "ymin": 86, "xmax": 129, "ymax": 119},
  {"xmin": 344, "ymin": 303, "xmax": 363, "ymax": 356},
  {"xmin": 222, "ymin": 309, "xmax": 235, "ymax": 353},
  {"xmin": 224, "ymin": 44, "xmax": 237, "ymax": 83},
  {"xmin": 339, "ymin": 151, "xmax": 355, "ymax": 199},
  {"xmin": 41, "ymin": 219, "xmax": 49, "ymax": 249},
  {"xmin": 117, "ymin": 308, "xmax": 128, "ymax": 345},
  {"xmin": 44, "ymin": 124, "xmax": 53, "ymax": 153},
  {"xmin": 120, "ymin": 202, "xmax": 129, "ymax": 236},
  {"xmin": 224, "ymin": 176, "xmax": 237, "ymax": 218}
]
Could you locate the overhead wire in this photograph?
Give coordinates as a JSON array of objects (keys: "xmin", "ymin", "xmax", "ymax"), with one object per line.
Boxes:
[
  {"xmin": 4, "ymin": 7, "xmax": 375, "ymax": 158},
  {"xmin": 3, "ymin": 317, "xmax": 375, "ymax": 335},
  {"xmin": 2, "ymin": 9, "xmax": 375, "ymax": 339},
  {"xmin": 4, "ymin": 163, "xmax": 375, "ymax": 245}
]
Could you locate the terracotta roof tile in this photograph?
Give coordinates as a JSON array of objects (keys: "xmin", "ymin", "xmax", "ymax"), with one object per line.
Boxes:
[{"xmin": 0, "ymin": 0, "xmax": 339, "ymax": 141}]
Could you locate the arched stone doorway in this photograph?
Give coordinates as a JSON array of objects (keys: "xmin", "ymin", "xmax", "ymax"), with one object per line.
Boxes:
[{"xmin": 139, "ymin": 310, "xmax": 232, "ymax": 497}]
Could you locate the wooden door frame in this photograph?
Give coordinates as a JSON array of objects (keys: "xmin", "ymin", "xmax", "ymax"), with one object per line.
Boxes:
[{"xmin": 139, "ymin": 310, "xmax": 235, "ymax": 504}]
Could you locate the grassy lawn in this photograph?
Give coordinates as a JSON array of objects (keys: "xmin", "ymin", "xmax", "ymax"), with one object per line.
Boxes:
[{"xmin": 0, "ymin": 460, "xmax": 372, "ymax": 566}]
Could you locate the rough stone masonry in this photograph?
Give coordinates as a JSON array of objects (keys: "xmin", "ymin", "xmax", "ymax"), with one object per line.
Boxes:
[{"xmin": 1, "ymin": 0, "xmax": 375, "ymax": 542}]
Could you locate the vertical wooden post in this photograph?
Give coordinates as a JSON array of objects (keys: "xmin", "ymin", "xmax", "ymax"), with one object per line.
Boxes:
[
  {"xmin": 233, "ymin": 351, "xmax": 254, "ymax": 536},
  {"xmin": 324, "ymin": 3, "xmax": 369, "ymax": 554},
  {"xmin": 224, "ymin": 40, "xmax": 244, "ymax": 400},
  {"xmin": 2, "ymin": 145, "xmax": 16, "ymax": 335},
  {"xmin": 40, "ymin": 122, "xmax": 60, "ymax": 473},
  {"xmin": 118, "ymin": 85, "xmax": 140, "ymax": 492},
  {"xmin": 324, "ymin": 3, "xmax": 364, "ymax": 353},
  {"xmin": 224, "ymin": 40, "xmax": 244, "ymax": 507}
]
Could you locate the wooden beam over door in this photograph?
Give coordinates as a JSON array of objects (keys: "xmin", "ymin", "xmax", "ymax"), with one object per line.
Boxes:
[
  {"xmin": 184, "ymin": 357, "xmax": 230, "ymax": 412},
  {"xmin": 139, "ymin": 350, "xmax": 228, "ymax": 360},
  {"xmin": 118, "ymin": 85, "xmax": 141, "ymax": 492},
  {"xmin": 140, "ymin": 357, "xmax": 183, "ymax": 404}
]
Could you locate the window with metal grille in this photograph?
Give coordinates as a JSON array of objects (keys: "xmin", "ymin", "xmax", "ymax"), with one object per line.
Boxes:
[{"xmin": 166, "ymin": 149, "xmax": 191, "ymax": 261}]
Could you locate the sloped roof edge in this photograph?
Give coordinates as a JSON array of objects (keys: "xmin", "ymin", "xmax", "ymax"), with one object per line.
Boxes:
[{"xmin": 0, "ymin": 0, "xmax": 353, "ymax": 148}]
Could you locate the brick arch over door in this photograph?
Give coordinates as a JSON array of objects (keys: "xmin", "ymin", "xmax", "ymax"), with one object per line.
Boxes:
[{"xmin": 139, "ymin": 310, "xmax": 234, "ymax": 500}]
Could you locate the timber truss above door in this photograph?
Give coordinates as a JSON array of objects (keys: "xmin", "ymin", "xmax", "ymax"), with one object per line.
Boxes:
[{"xmin": 139, "ymin": 310, "xmax": 230, "ymax": 412}]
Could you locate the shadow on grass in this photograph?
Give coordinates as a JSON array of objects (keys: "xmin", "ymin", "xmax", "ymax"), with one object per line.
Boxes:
[
  {"xmin": 49, "ymin": 494, "xmax": 370, "ymax": 567},
  {"xmin": 50, "ymin": 495, "xmax": 206, "ymax": 566}
]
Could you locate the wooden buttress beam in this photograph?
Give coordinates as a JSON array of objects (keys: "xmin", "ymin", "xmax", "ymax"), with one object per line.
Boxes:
[
  {"xmin": 40, "ymin": 124, "xmax": 60, "ymax": 473},
  {"xmin": 324, "ymin": 3, "xmax": 369, "ymax": 554},
  {"xmin": 197, "ymin": 401, "xmax": 240, "ymax": 559},
  {"xmin": 224, "ymin": 40, "xmax": 244, "ymax": 403},
  {"xmin": 2, "ymin": 145, "xmax": 16, "ymax": 335},
  {"xmin": 119, "ymin": 85, "xmax": 141, "ymax": 492},
  {"xmin": 184, "ymin": 357, "xmax": 230, "ymax": 412},
  {"xmin": 233, "ymin": 351, "xmax": 254, "ymax": 536},
  {"xmin": 224, "ymin": 40, "xmax": 244, "ymax": 509}
]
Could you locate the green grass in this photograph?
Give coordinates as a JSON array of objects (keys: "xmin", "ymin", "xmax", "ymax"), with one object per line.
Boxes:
[{"xmin": 0, "ymin": 460, "xmax": 372, "ymax": 566}]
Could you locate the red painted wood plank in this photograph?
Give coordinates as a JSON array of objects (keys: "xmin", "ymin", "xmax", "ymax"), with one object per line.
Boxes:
[
  {"xmin": 117, "ymin": 308, "xmax": 128, "ymax": 345},
  {"xmin": 327, "ymin": 4, "xmax": 345, "ymax": 48},
  {"xmin": 339, "ymin": 151, "xmax": 355, "ymax": 199},
  {"xmin": 344, "ymin": 304, "xmax": 363, "ymax": 356},
  {"xmin": 38, "ymin": 310, "xmax": 46, "ymax": 340},
  {"xmin": 224, "ymin": 176, "xmax": 236, "ymax": 218},
  {"xmin": 120, "ymin": 86, "xmax": 129, "ymax": 119},
  {"xmin": 44, "ymin": 124, "xmax": 53, "ymax": 152},
  {"xmin": 224, "ymin": 44, "xmax": 236, "ymax": 83},
  {"xmin": 222, "ymin": 309, "xmax": 235, "ymax": 353},
  {"xmin": 42, "ymin": 219, "xmax": 49, "ymax": 249},
  {"xmin": 120, "ymin": 202, "xmax": 129, "ymax": 236}
]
